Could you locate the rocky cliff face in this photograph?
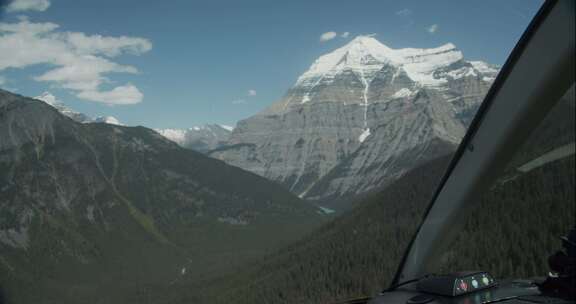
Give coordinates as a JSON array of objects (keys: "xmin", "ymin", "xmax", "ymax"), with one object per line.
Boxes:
[{"xmin": 210, "ymin": 36, "xmax": 498, "ymax": 203}]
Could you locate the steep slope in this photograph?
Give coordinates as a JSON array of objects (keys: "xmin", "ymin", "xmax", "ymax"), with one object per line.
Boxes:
[
  {"xmin": 197, "ymin": 95, "xmax": 575, "ymax": 304},
  {"xmin": 0, "ymin": 89, "xmax": 322, "ymax": 304},
  {"xmin": 206, "ymin": 156, "xmax": 574, "ymax": 304},
  {"xmin": 155, "ymin": 124, "xmax": 232, "ymax": 153},
  {"xmin": 210, "ymin": 36, "xmax": 497, "ymax": 203},
  {"xmin": 203, "ymin": 155, "xmax": 454, "ymax": 304}
]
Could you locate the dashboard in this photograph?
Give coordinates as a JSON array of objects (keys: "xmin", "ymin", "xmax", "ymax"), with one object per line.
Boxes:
[
  {"xmin": 416, "ymin": 272, "xmax": 497, "ymax": 297},
  {"xmin": 367, "ymin": 278, "xmax": 574, "ymax": 304}
]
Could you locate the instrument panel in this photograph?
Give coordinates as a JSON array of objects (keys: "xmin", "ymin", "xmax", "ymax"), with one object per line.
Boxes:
[
  {"xmin": 367, "ymin": 278, "xmax": 574, "ymax": 304},
  {"xmin": 416, "ymin": 272, "xmax": 498, "ymax": 297}
]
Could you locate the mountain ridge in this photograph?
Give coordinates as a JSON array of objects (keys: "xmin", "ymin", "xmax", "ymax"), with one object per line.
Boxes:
[
  {"xmin": 0, "ymin": 88, "xmax": 323, "ymax": 303},
  {"xmin": 210, "ymin": 36, "xmax": 497, "ymax": 203},
  {"xmin": 34, "ymin": 91, "xmax": 124, "ymax": 125},
  {"xmin": 33, "ymin": 91, "xmax": 233, "ymax": 153}
]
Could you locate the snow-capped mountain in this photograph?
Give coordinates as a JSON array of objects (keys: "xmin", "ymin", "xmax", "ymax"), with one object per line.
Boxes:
[
  {"xmin": 35, "ymin": 92, "xmax": 229, "ymax": 152},
  {"xmin": 210, "ymin": 36, "xmax": 498, "ymax": 204},
  {"xmin": 155, "ymin": 124, "xmax": 233, "ymax": 153},
  {"xmin": 34, "ymin": 92, "xmax": 123, "ymax": 126}
]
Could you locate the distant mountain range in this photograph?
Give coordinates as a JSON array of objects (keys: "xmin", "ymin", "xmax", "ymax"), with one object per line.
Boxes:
[
  {"xmin": 210, "ymin": 36, "xmax": 498, "ymax": 205},
  {"xmin": 35, "ymin": 92, "xmax": 233, "ymax": 154},
  {"xmin": 155, "ymin": 125, "xmax": 233, "ymax": 153},
  {"xmin": 0, "ymin": 89, "xmax": 322, "ymax": 303}
]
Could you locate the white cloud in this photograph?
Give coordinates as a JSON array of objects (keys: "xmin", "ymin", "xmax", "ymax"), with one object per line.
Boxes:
[
  {"xmin": 247, "ymin": 89, "xmax": 256, "ymax": 96},
  {"xmin": 395, "ymin": 8, "xmax": 412, "ymax": 17},
  {"xmin": 319, "ymin": 31, "xmax": 337, "ymax": 42},
  {"xmin": 6, "ymin": 0, "xmax": 50, "ymax": 12},
  {"xmin": 64, "ymin": 32, "xmax": 152, "ymax": 57},
  {"xmin": 0, "ymin": 18, "xmax": 152, "ymax": 105},
  {"xmin": 341, "ymin": 32, "xmax": 350, "ymax": 38},
  {"xmin": 77, "ymin": 84, "xmax": 143, "ymax": 105},
  {"xmin": 427, "ymin": 24, "xmax": 439, "ymax": 34},
  {"xmin": 231, "ymin": 99, "xmax": 246, "ymax": 105}
]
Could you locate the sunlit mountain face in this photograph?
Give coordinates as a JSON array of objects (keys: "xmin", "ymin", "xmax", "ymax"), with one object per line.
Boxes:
[{"xmin": 210, "ymin": 36, "xmax": 497, "ymax": 206}]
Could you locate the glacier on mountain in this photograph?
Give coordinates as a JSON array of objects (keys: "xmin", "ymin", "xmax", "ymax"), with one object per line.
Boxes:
[
  {"xmin": 211, "ymin": 35, "xmax": 499, "ymax": 203},
  {"xmin": 295, "ymin": 36, "xmax": 495, "ymax": 95}
]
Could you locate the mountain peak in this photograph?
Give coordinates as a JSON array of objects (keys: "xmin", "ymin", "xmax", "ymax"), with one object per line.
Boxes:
[
  {"xmin": 342, "ymin": 35, "xmax": 397, "ymax": 63},
  {"xmin": 346, "ymin": 35, "xmax": 390, "ymax": 50},
  {"xmin": 297, "ymin": 36, "xmax": 397, "ymax": 86},
  {"xmin": 295, "ymin": 37, "xmax": 469, "ymax": 90}
]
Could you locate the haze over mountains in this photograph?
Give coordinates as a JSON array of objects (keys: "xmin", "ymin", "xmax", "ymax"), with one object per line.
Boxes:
[{"xmin": 210, "ymin": 36, "xmax": 498, "ymax": 203}]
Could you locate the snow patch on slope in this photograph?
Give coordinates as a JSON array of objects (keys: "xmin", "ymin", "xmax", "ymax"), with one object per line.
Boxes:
[
  {"xmin": 301, "ymin": 94, "xmax": 311, "ymax": 104},
  {"xmin": 155, "ymin": 129, "xmax": 188, "ymax": 145},
  {"xmin": 469, "ymin": 61, "xmax": 499, "ymax": 74},
  {"xmin": 399, "ymin": 43, "xmax": 463, "ymax": 86},
  {"xmin": 358, "ymin": 128, "xmax": 371, "ymax": 143},
  {"xmin": 317, "ymin": 206, "xmax": 336, "ymax": 215},
  {"xmin": 392, "ymin": 88, "xmax": 414, "ymax": 98},
  {"xmin": 220, "ymin": 125, "xmax": 234, "ymax": 132}
]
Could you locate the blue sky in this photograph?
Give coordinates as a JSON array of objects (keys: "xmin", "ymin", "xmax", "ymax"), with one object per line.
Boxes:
[{"xmin": 0, "ymin": 0, "xmax": 543, "ymax": 128}]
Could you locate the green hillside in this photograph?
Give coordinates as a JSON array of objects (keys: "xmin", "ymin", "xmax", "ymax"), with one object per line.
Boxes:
[{"xmin": 0, "ymin": 89, "xmax": 323, "ymax": 304}]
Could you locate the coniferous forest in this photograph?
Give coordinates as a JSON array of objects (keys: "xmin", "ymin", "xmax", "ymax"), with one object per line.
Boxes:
[
  {"xmin": 188, "ymin": 152, "xmax": 573, "ymax": 304},
  {"xmin": 188, "ymin": 98, "xmax": 576, "ymax": 304}
]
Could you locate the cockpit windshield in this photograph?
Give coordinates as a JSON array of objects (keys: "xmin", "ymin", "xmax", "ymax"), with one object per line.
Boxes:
[{"xmin": 0, "ymin": 1, "xmax": 561, "ymax": 304}]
